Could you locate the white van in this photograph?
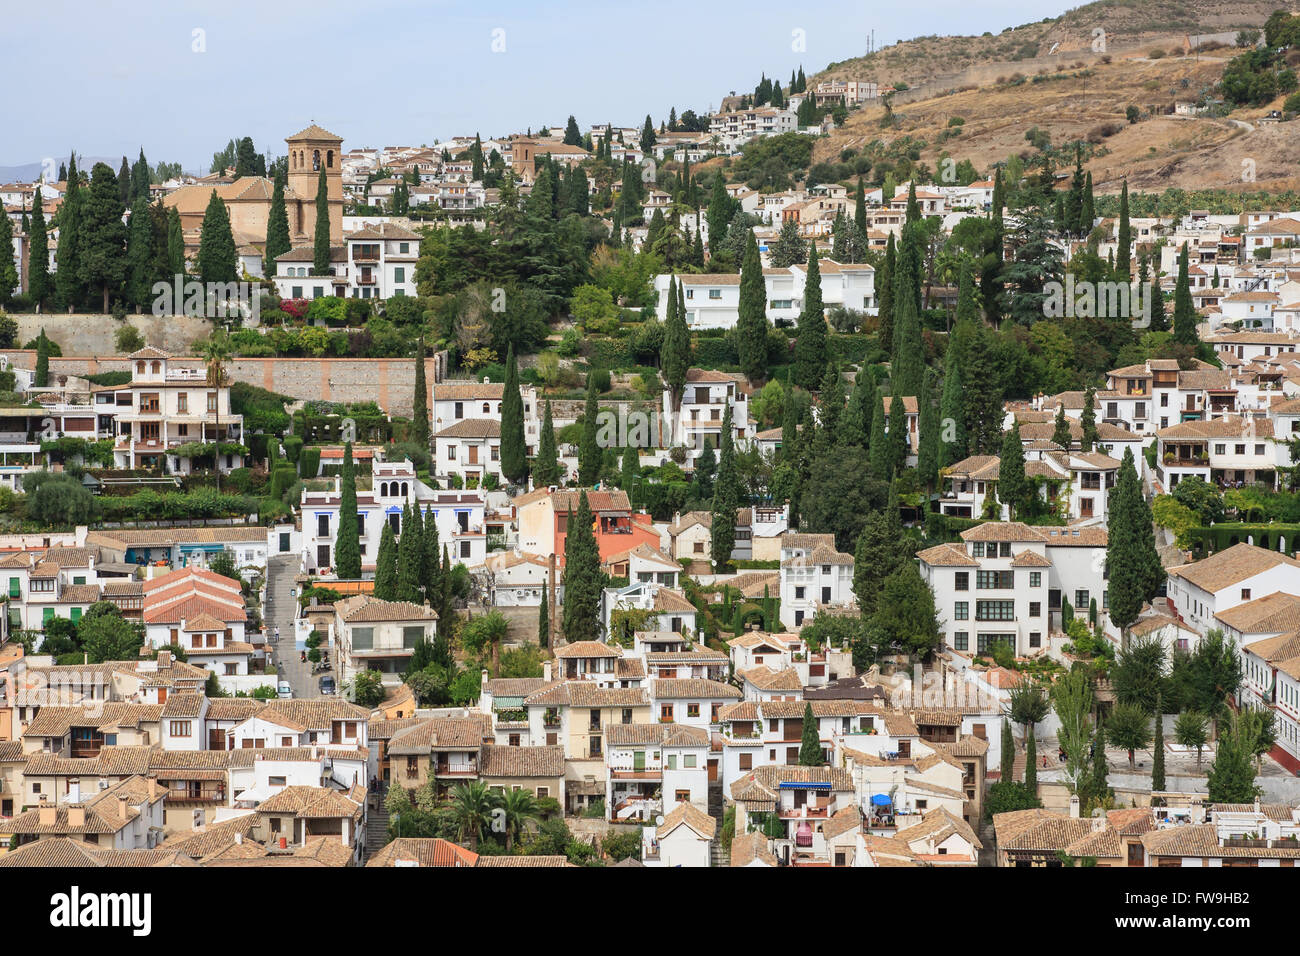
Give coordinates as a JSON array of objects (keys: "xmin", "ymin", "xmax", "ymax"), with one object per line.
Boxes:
[{"xmin": 277, "ymin": 680, "xmax": 293, "ymax": 699}]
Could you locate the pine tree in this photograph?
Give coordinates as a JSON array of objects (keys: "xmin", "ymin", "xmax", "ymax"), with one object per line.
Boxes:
[
  {"xmin": 411, "ymin": 339, "xmax": 429, "ymax": 448},
  {"xmin": 1151, "ymin": 693, "xmax": 1166, "ymax": 793},
  {"xmin": 77, "ymin": 162, "xmax": 128, "ymax": 312},
  {"xmin": 737, "ymin": 231, "xmax": 768, "ymax": 382},
  {"xmin": 579, "ymin": 377, "xmax": 601, "ymax": 486},
  {"xmin": 55, "ymin": 153, "xmax": 83, "ymax": 310},
  {"xmin": 660, "ymin": 276, "xmax": 691, "ymax": 408},
  {"xmin": 1080, "ymin": 386, "xmax": 1098, "ymax": 453},
  {"xmin": 500, "ymin": 345, "xmax": 527, "ymax": 484},
  {"xmin": 999, "ymin": 421, "xmax": 1027, "ymax": 519},
  {"xmin": 711, "ymin": 405, "xmax": 738, "ymax": 570},
  {"xmin": 640, "ymin": 115, "xmax": 656, "ymax": 152},
  {"xmin": 1115, "ymin": 180, "xmax": 1131, "ymax": 281},
  {"xmin": 265, "ymin": 171, "xmax": 290, "ymax": 276},
  {"xmin": 334, "ymin": 443, "xmax": 361, "ymax": 580},
  {"xmin": 312, "ymin": 165, "xmax": 331, "ymax": 276},
  {"xmin": 374, "ymin": 521, "xmax": 398, "ymax": 600},
  {"xmin": 27, "ymin": 187, "xmax": 51, "ymax": 311},
  {"xmin": 396, "ymin": 503, "xmax": 424, "ymax": 603},
  {"xmin": 124, "ymin": 196, "xmax": 155, "ymax": 310},
  {"xmin": 877, "ymin": 233, "xmax": 895, "ymax": 355},
  {"xmin": 534, "ymin": 400, "xmax": 559, "ymax": 487},
  {"xmin": 561, "ymin": 495, "xmax": 602, "ymax": 643},
  {"xmin": 1172, "ymin": 242, "xmax": 1198, "ymax": 346},
  {"xmin": 35, "ymin": 330, "xmax": 50, "ymax": 388},
  {"xmin": 197, "ymin": 190, "xmax": 237, "ymax": 285},
  {"xmin": 563, "ymin": 115, "xmax": 582, "ymax": 147},
  {"xmin": 793, "ymin": 243, "xmax": 826, "ymax": 389}
]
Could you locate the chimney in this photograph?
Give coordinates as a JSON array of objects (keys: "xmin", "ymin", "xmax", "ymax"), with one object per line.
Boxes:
[
  {"xmin": 149, "ymin": 778, "xmax": 158, "ymax": 801},
  {"xmin": 481, "ymin": 668, "xmax": 489, "ymax": 688},
  {"xmin": 543, "ymin": 660, "xmax": 553, "ymax": 683},
  {"xmin": 235, "ymin": 831, "xmax": 243, "ymax": 845},
  {"xmin": 1069, "ymin": 795, "xmax": 1080, "ymax": 819},
  {"xmin": 118, "ymin": 795, "xmax": 129, "ymax": 822},
  {"xmin": 39, "ymin": 804, "xmax": 57, "ymax": 826},
  {"xmin": 68, "ymin": 806, "xmax": 86, "ymax": 827}
]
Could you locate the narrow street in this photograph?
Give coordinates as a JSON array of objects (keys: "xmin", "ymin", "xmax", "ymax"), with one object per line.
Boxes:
[{"xmin": 265, "ymin": 554, "xmax": 317, "ymax": 698}]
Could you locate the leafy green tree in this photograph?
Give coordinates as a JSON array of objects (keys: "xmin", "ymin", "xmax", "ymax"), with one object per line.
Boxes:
[
  {"xmin": 335, "ymin": 442, "xmax": 361, "ymax": 579},
  {"xmin": 579, "ymin": 377, "xmax": 601, "ymax": 486},
  {"xmin": 1206, "ymin": 712, "xmax": 1261, "ymax": 803},
  {"xmin": 1106, "ymin": 702, "xmax": 1152, "ymax": 770},
  {"xmin": 208, "ymin": 548, "xmax": 239, "ymax": 583},
  {"xmin": 868, "ymin": 562, "xmax": 941, "ymax": 658},
  {"xmin": 1051, "ymin": 403, "xmax": 1071, "ymax": 449},
  {"xmin": 498, "ymin": 787, "xmax": 542, "ymax": 852},
  {"xmin": 78, "ymin": 602, "xmax": 144, "ymax": 663},
  {"xmin": 1174, "ymin": 709, "xmax": 1209, "ymax": 768},
  {"xmin": 798, "ymin": 702, "xmax": 824, "ymax": 765},
  {"xmin": 77, "ymin": 162, "xmax": 128, "ymax": 312},
  {"xmin": 312, "ymin": 165, "xmax": 331, "ymax": 276},
  {"xmin": 500, "ymin": 345, "xmax": 527, "ymax": 484},
  {"xmin": 1186, "ymin": 629, "xmax": 1242, "ymax": 738},
  {"xmin": 197, "ymin": 190, "xmax": 237, "ymax": 285},
  {"xmin": 793, "ymin": 244, "xmax": 826, "ymax": 389},
  {"xmin": 461, "ymin": 610, "xmax": 509, "ymax": 676}
]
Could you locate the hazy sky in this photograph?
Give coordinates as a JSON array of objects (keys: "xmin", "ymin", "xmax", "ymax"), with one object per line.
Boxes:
[{"xmin": 3, "ymin": 0, "xmax": 1079, "ymax": 172}]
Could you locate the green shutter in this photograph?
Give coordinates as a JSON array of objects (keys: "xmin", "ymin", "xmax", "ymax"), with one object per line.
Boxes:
[
  {"xmin": 7, "ymin": 578, "xmax": 18, "ymax": 599},
  {"xmin": 42, "ymin": 608, "xmax": 55, "ymax": 624},
  {"xmin": 71, "ymin": 607, "xmax": 82, "ymax": 624}
]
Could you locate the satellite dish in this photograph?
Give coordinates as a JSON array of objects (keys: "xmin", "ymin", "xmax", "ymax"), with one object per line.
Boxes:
[{"xmin": 655, "ymin": 815, "xmax": 665, "ymax": 826}]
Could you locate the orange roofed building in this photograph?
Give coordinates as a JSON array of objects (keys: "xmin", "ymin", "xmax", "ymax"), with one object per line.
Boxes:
[{"xmin": 512, "ymin": 488, "xmax": 659, "ymax": 567}]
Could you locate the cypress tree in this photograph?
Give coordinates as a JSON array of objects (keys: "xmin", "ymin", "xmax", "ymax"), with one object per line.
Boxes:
[
  {"xmin": 500, "ymin": 345, "xmax": 527, "ymax": 484},
  {"xmin": 411, "ymin": 339, "xmax": 429, "ymax": 448},
  {"xmin": 312, "ymin": 165, "xmax": 331, "ymax": 276},
  {"xmin": 27, "ymin": 187, "xmax": 51, "ymax": 311},
  {"xmin": 561, "ymin": 495, "xmax": 602, "ymax": 643},
  {"xmin": 471, "ymin": 133, "xmax": 484, "ymax": 181},
  {"xmin": 124, "ymin": 196, "xmax": 155, "ymax": 310},
  {"xmin": 818, "ymin": 363, "xmax": 844, "ymax": 440},
  {"xmin": 55, "ymin": 153, "xmax": 83, "ymax": 310},
  {"xmin": 1151, "ymin": 694, "xmax": 1166, "ymax": 793},
  {"xmin": 706, "ymin": 175, "xmax": 732, "ymax": 256},
  {"xmin": 420, "ymin": 505, "xmax": 441, "ymax": 603},
  {"xmin": 660, "ymin": 276, "xmax": 690, "ymax": 409},
  {"xmin": 854, "ymin": 176, "xmax": 867, "ymax": 237},
  {"xmin": 1025, "ymin": 731, "xmax": 1037, "ymax": 794},
  {"xmin": 131, "ymin": 147, "xmax": 150, "ymax": 202},
  {"xmin": 917, "ymin": 370, "xmax": 940, "ymax": 491},
  {"xmin": 265, "ymin": 171, "xmax": 290, "ymax": 276},
  {"xmin": 1079, "ymin": 171, "xmax": 1095, "ymax": 238},
  {"xmin": 1115, "ymin": 180, "xmax": 1131, "ymax": 281},
  {"xmin": 77, "ymin": 162, "xmax": 128, "ymax": 312},
  {"xmin": 396, "ymin": 503, "xmax": 424, "ymax": 603},
  {"xmin": 887, "ymin": 392, "xmax": 908, "ymax": 478},
  {"xmin": 197, "ymin": 190, "xmax": 237, "ymax": 285},
  {"xmin": 999, "ymin": 420, "xmax": 1027, "ymax": 519},
  {"xmin": 1001, "ymin": 717, "xmax": 1015, "ymax": 781},
  {"xmin": 1052, "ymin": 402, "xmax": 1072, "ymax": 449},
  {"xmin": 35, "ymin": 330, "xmax": 50, "ymax": 388},
  {"xmin": 984, "ymin": 169, "xmax": 1004, "ymax": 324},
  {"xmin": 537, "ymin": 590, "xmax": 550, "ymax": 649},
  {"xmin": 1172, "ymin": 242, "xmax": 1197, "ymax": 345},
  {"xmin": 877, "ymin": 233, "xmax": 895, "ymax": 355},
  {"xmin": 891, "ymin": 287, "xmax": 924, "ymax": 398},
  {"xmin": 1080, "ymin": 386, "xmax": 1098, "ymax": 453},
  {"xmin": 939, "ymin": 334, "xmax": 967, "ymax": 466},
  {"xmin": 962, "ymin": 327, "xmax": 1004, "ymax": 455},
  {"xmin": 869, "ymin": 387, "xmax": 889, "ymax": 477},
  {"xmin": 1149, "ymin": 278, "xmax": 1168, "ymax": 333},
  {"xmin": 840, "ymin": 374, "xmax": 870, "ymax": 450},
  {"xmin": 579, "ymin": 376, "xmax": 602, "ymax": 486},
  {"xmin": 166, "ymin": 206, "xmax": 185, "ymax": 276},
  {"xmin": 737, "ymin": 231, "xmax": 767, "ymax": 382},
  {"xmin": 711, "ymin": 405, "xmax": 738, "ymax": 570},
  {"xmin": 0, "ymin": 211, "xmax": 15, "ymax": 305},
  {"xmin": 117, "ymin": 156, "xmax": 131, "ymax": 206},
  {"xmin": 374, "ymin": 521, "xmax": 398, "ymax": 600},
  {"xmin": 793, "ymin": 243, "xmax": 826, "ymax": 389},
  {"xmin": 798, "ymin": 702, "xmax": 824, "ymax": 765},
  {"xmin": 534, "ymin": 400, "xmax": 559, "ymax": 487},
  {"xmin": 335, "ymin": 442, "xmax": 361, "ymax": 580},
  {"xmin": 1090, "ymin": 723, "xmax": 1111, "ymax": 805}
]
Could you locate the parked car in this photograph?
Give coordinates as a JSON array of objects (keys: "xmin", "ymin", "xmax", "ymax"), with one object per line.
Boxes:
[
  {"xmin": 277, "ymin": 680, "xmax": 293, "ymax": 699},
  {"xmin": 318, "ymin": 675, "xmax": 336, "ymax": 696}
]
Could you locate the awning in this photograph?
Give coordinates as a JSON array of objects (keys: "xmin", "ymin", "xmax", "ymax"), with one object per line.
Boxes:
[
  {"xmin": 871, "ymin": 794, "xmax": 892, "ymax": 806},
  {"xmin": 778, "ymin": 781, "xmax": 832, "ymax": 790}
]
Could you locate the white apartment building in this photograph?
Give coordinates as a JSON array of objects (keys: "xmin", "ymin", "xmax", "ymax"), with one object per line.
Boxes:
[
  {"xmin": 1165, "ymin": 543, "xmax": 1300, "ymax": 635},
  {"xmin": 273, "ymin": 222, "xmax": 420, "ymax": 300},
  {"xmin": 778, "ymin": 533, "xmax": 855, "ymax": 629}
]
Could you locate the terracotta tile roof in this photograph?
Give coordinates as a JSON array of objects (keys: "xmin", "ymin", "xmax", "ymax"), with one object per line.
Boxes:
[
  {"xmin": 605, "ymin": 722, "xmax": 710, "ymax": 748},
  {"xmin": 652, "ymin": 677, "xmax": 741, "ymax": 700},
  {"xmin": 386, "ymin": 716, "xmax": 491, "ymax": 754},
  {"xmin": 739, "ymin": 666, "xmax": 803, "ymax": 691},
  {"xmin": 336, "ymin": 594, "xmax": 438, "ymax": 623},
  {"xmin": 1214, "ymin": 592, "xmax": 1300, "ymax": 634},
  {"xmin": 475, "ymin": 855, "xmax": 573, "ymax": 867},
  {"xmin": 553, "ymin": 640, "xmax": 621, "ymax": 659},
  {"xmin": 480, "ymin": 744, "xmax": 565, "ymax": 777},
  {"xmin": 434, "ymin": 418, "xmax": 500, "ymax": 439},
  {"xmin": 524, "ymin": 681, "xmax": 650, "ymax": 708},
  {"xmin": 658, "ymin": 801, "xmax": 717, "ymax": 840},
  {"xmin": 730, "ymin": 829, "xmax": 778, "ymax": 866},
  {"xmin": 366, "ymin": 837, "xmax": 478, "ymax": 867},
  {"xmin": 652, "ymin": 588, "xmax": 696, "ymax": 613},
  {"xmin": 916, "ymin": 543, "xmax": 978, "ymax": 567},
  {"xmin": 257, "ymin": 785, "xmax": 364, "ymax": 820},
  {"xmin": 1169, "ymin": 543, "xmax": 1300, "ymax": 594}
]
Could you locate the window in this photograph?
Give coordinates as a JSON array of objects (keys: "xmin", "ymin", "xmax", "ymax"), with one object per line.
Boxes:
[
  {"xmin": 954, "ymin": 572, "xmax": 969, "ymax": 591},
  {"xmin": 1029, "ymin": 572, "xmax": 1041, "ymax": 588},
  {"xmin": 687, "ymin": 703, "xmax": 700, "ymax": 718},
  {"xmin": 977, "ymin": 570, "xmax": 1014, "ymax": 589},
  {"xmin": 739, "ymin": 753, "xmax": 753, "ymax": 771},
  {"xmin": 169, "ymin": 721, "xmax": 192, "ymax": 737},
  {"xmin": 1074, "ymin": 590, "xmax": 1089, "ymax": 609},
  {"xmin": 317, "ymin": 514, "xmax": 329, "ymax": 537},
  {"xmin": 207, "ymin": 392, "xmax": 217, "ymax": 413},
  {"xmin": 975, "ymin": 600, "xmax": 1015, "ymax": 621},
  {"xmin": 953, "ymin": 602, "xmax": 968, "ymax": 620},
  {"xmin": 999, "ymin": 542, "xmax": 1012, "ymax": 557},
  {"xmin": 7, "ymin": 578, "xmax": 18, "ymax": 599},
  {"xmin": 394, "ymin": 267, "xmax": 405, "ymax": 283},
  {"xmin": 708, "ymin": 289, "xmax": 721, "ymax": 299},
  {"xmin": 402, "ymin": 626, "xmax": 424, "ymax": 649},
  {"xmin": 977, "ymin": 633, "xmax": 1014, "ymax": 653},
  {"xmin": 1029, "ymin": 632, "xmax": 1042, "ymax": 648},
  {"xmin": 953, "ymin": 632, "xmax": 968, "ymax": 651},
  {"xmin": 971, "ymin": 542, "xmax": 984, "ymax": 557},
  {"xmin": 460, "ymin": 541, "xmax": 471, "ymax": 559},
  {"xmin": 1030, "ymin": 602, "xmax": 1041, "ymax": 617},
  {"xmin": 352, "ymin": 627, "xmax": 374, "ymax": 650},
  {"xmin": 1241, "ymin": 588, "xmax": 1251, "ymax": 601}
]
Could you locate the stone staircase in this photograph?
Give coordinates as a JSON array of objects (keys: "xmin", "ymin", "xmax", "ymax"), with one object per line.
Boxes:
[
  {"xmin": 364, "ymin": 799, "xmax": 389, "ymax": 860},
  {"xmin": 707, "ymin": 781, "xmax": 727, "ymax": 867}
]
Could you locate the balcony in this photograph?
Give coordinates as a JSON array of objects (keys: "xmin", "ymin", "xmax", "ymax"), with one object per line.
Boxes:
[
  {"xmin": 356, "ymin": 274, "xmax": 377, "ymax": 286},
  {"xmin": 434, "ymin": 761, "xmax": 478, "ymax": 777}
]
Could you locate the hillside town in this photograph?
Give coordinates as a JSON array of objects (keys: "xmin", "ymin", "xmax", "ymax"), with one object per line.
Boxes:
[{"xmin": 3, "ymin": 6, "xmax": 1300, "ymax": 891}]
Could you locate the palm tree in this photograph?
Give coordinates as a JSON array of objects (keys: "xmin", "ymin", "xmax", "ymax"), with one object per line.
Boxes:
[
  {"xmin": 498, "ymin": 787, "xmax": 541, "ymax": 852},
  {"xmin": 448, "ymin": 780, "xmax": 496, "ymax": 852},
  {"xmin": 197, "ymin": 331, "xmax": 232, "ymax": 492}
]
